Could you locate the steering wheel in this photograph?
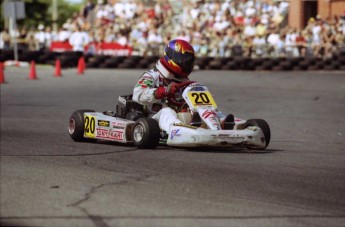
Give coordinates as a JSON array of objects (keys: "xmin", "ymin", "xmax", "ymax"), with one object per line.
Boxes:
[{"xmin": 167, "ymin": 81, "xmax": 195, "ymax": 107}]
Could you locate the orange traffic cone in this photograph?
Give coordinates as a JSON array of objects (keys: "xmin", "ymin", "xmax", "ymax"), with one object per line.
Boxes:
[
  {"xmin": 0, "ymin": 62, "xmax": 5, "ymax": 84},
  {"xmin": 54, "ymin": 59, "xmax": 62, "ymax": 77},
  {"xmin": 77, "ymin": 56, "xmax": 85, "ymax": 75},
  {"xmin": 29, "ymin": 61, "xmax": 37, "ymax": 80}
]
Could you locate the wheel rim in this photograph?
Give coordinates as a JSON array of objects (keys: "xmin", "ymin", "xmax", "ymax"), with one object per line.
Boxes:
[
  {"xmin": 133, "ymin": 125, "xmax": 144, "ymax": 142},
  {"xmin": 68, "ymin": 118, "xmax": 76, "ymax": 134}
]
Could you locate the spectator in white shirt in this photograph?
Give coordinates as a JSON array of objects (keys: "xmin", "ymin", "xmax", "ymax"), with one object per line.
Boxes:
[
  {"xmin": 285, "ymin": 29, "xmax": 298, "ymax": 57},
  {"xmin": 114, "ymin": 1, "xmax": 125, "ymax": 19},
  {"xmin": 117, "ymin": 32, "xmax": 128, "ymax": 46},
  {"xmin": 213, "ymin": 15, "xmax": 230, "ymax": 32},
  {"xmin": 243, "ymin": 21, "xmax": 256, "ymax": 37},
  {"xmin": 69, "ymin": 26, "xmax": 89, "ymax": 52},
  {"xmin": 125, "ymin": 0, "xmax": 137, "ymax": 19},
  {"xmin": 253, "ymin": 35, "xmax": 267, "ymax": 57},
  {"xmin": 35, "ymin": 24, "xmax": 46, "ymax": 51},
  {"xmin": 190, "ymin": 2, "xmax": 200, "ymax": 20},
  {"xmin": 58, "ymin": 24, "xmax": 71, "ymax": 42},
  {"xmin": 44, "ymin": 26, "xmax": 54, "ymax": 49},
  {"xmin": 267, "ymin": 30, "xmax": 280, "ymax": 57},
  {"xmin": 176, "ymin": 31, "xmax": 191, "ymax": 42},
  {"xmin": 147, "ymin": 28, "xmax": 162, "ymax": 55}
]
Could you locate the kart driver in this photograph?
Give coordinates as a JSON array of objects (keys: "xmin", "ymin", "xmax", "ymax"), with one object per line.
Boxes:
[{"xmin": 132, "ymin": 39, "xmax": 234, "ymax": 133}]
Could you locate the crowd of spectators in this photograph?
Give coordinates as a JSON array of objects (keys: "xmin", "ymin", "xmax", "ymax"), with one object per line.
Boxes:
[{"xmin": 1, "ymin": 0, "xmax": 345, "ymax": 59}]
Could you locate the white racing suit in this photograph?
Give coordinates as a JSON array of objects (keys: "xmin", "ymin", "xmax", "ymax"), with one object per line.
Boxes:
[
  {"xmin": 132, "ymin": 68, "xmax": 181, "ymax": 132},
  {"xmin": 132, "ymin": 68, "xmax": 228, "ymax": 133}
]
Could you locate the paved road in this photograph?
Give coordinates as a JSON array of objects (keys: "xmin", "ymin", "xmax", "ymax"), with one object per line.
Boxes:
[{"xmin": 1, "ymin": 67, "xmax": 345, "ymax": 227}]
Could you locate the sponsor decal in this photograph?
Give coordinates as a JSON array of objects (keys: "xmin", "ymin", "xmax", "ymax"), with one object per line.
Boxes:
[
  {"xmin": 98, "ymin": 120, "xmax": 110, "ymax": 127},
  {"xmin": 203, "ymin": 113, "xmax": 221, "ymax": 130},
  {"xmin": 96, "ymin": 129, "xmax": 124, "ymax": 141},
  {"xmin": 170, "ymin": 129, "xmax": 181, "ymax": 139},
  {"xmin": 112, "ymin": 121, "xmax": 126, "ymax": 127},
  {"xmin": 136, "ymin": 78, "xmax": 153, "ymax": 88},
  {"xmin": 142, "ymin": 75, "xmax": 152, "ymax": 80},
  {"xmin": 84, "ymin": 115, "xmax": 96, "ymax": 138},
  {"xmin": 109, "ymin": 130, "xmax": 124, "ymax": 140},
  {"xmin": 187, "ymin": 91, "xmax": 217, "ymax": 108},
  {"xmin": 201, "ymin": 110, "xmax": 216, "ymax": 119},
  {"xmin": 211, "ymin": 119, "xmax": 221, "ymax": 130},
  {"xmin": 190, "ymin": 86, "xmax": 205, "ymax": 91},
  {"xmin": 96, "ymin": 129, "xmax": 109, "ymax": 138}
]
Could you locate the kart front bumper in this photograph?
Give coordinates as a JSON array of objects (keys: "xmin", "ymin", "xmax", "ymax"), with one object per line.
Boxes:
[{"xmin": 167, "ymin": 125, "xmax": 266, "ymax": 149}]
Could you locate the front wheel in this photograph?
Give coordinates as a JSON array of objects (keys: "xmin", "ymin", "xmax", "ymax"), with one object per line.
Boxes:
[
  {"xmin": 68, "ymin": 109, "xmax": 95, "ymax": 142},
  {"xmin": 132, "ymin": 118, "xmax": 160, "ymax": 149},
  {"xmin": 244, "ymin": 119, "xmax": 271, "ymax": 150}
]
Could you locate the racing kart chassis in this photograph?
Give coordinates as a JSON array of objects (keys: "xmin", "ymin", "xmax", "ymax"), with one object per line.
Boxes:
[{"xmin": 68, "ymin": 82, "xmax": 270, "ymax": 150}]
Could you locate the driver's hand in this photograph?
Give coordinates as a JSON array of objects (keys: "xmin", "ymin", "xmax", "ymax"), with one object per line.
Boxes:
[
  {"xmin": 154, "ymin": 83, "xmax": 178, "ymax": 99},
  {"xmin": 166, "ymin": 82, "xmax": 178, "ymax": 96}
]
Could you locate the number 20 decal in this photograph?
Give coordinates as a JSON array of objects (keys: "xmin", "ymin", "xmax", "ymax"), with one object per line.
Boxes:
[
  {"xmin": 187, "ymin": 91, "xmax": 217, "ymax": 108},
  {"xmin": 191, "ymin": 92, "xmax": 210, "ymax": 104},
  {"xmin": 84, "ymin": 116, "xmax": 95, "ymax": 137}
]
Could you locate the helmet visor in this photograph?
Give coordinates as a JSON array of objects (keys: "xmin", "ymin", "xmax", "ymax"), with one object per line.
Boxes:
[{"xmin": 166, "ymin": 47, "xmax": 195, "ymax": 75}]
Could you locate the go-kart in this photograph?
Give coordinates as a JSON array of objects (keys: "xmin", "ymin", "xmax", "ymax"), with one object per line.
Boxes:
[{"xmin": 68, "ymin": 81, "xmax": 270, "ymax": 150}]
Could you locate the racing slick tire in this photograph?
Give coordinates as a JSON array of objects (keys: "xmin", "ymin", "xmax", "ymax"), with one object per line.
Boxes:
[
  {"xmin": 68, "ymin": 109, "xmax": 95, "ymax": 142},
  {"xmin": 132, "ymin": 118, "xmax": 160, "ymax": 149},
  {"xmin": 244, "ymin": 119, "xmax": 271, "ymax": 150}
]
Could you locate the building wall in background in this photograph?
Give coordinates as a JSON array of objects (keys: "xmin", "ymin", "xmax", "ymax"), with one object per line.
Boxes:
[
  {"xmin": 318, "ymin": 0, "xmax": 345, "ymax": 20},
  {"xmin": 289, "ymin": 0, "xmax": 345, "ymax": 30}
]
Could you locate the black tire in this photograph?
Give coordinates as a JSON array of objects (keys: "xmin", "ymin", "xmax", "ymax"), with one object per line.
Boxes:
[
  {"xmin": 289, "ymin": 57, "xmax": 303, "ymax": 66},
  {"xmin": 208, "ymin": 59, "xmax": 222, "ymax": 69},
  {"xmin": 68, "ymin": 109, "xmax": 95, "ymax": 142},
  {"xmin": 226, "ymin": 61, "xmax": 239, "ymax": 70},
  {"xmin": 280, "ymin": 61, "xmax": 292, "ymax": 70},
  {"xmin": 307, "ymin": 64, "xmax": 319, "ymax": 70},
  {"xmin": 255, "ymin": 66, "xmax": 266, "ymax": 71},
  {"xmin": 132, "ymin": 118, "xmax": 160, "ymax": 149},
  {"xmin": 272, "ymin": 66, "xmax": 283, "ymax": 71},
  {"xmin": 262, "ymin": 61, "xmax": 273, "ymax": 70},
  {"xmin": 118, "ymin": 62, "xmax": 134, "ymax": 68},
  {"xmin": 86, "ymin": 62, "xmax": 99, "ymax": 68},
  {"xmin": 244, "ymin": 119, "xmax": 271, "ymax": 150},
  {"xmin": 243, "ymin": 61, "xmax": 255, "ymax": 70},
  {"xmin": 252, "ymin": 58, "xmax": 265, "ymax": 66},
  {"xmin": 338, "ymin": 56, "xmax": 345, "ymax": 64},
  {"xmin": 298, "ymin": 62, "xmax": 309, "ymax": 70}
]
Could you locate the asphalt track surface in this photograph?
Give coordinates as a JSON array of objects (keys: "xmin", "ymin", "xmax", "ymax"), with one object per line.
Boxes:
[{"xmin": 1, "ymin": 66, "xmax": 345, "ymax": 227}]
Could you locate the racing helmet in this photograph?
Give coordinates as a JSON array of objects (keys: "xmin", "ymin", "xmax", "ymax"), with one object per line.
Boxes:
[{"xmin": 158, "ymin": 39, "xmax": 195, "ymax": 81}]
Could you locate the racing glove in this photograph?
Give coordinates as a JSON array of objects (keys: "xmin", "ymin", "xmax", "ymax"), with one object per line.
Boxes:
[{"xmin": 154, "ymin": 83, "xmax": 178, "ymax": 99}]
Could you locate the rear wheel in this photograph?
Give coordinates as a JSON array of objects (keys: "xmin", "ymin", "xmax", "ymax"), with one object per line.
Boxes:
[
  {"xmin": 132, "ymin": 118, "xmax": 160, "ymax": 149},
  {"xmin": 68, "ymin": 109, "xmax": 95, "ymax": 142},
  {"xmin": 244, "ymin": 119, "xmax": 270, "ymax": 150}
]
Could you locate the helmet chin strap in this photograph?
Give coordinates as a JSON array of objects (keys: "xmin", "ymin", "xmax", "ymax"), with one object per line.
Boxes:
[{"xmin": 155, "ymin": 60, "xmax": 188, "ymax": 83}]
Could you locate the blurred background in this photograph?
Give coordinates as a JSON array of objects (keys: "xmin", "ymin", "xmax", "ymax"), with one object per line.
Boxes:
[{"xmin": 1, "ymin": 0, "xmax": 344, "ymax": 69}]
